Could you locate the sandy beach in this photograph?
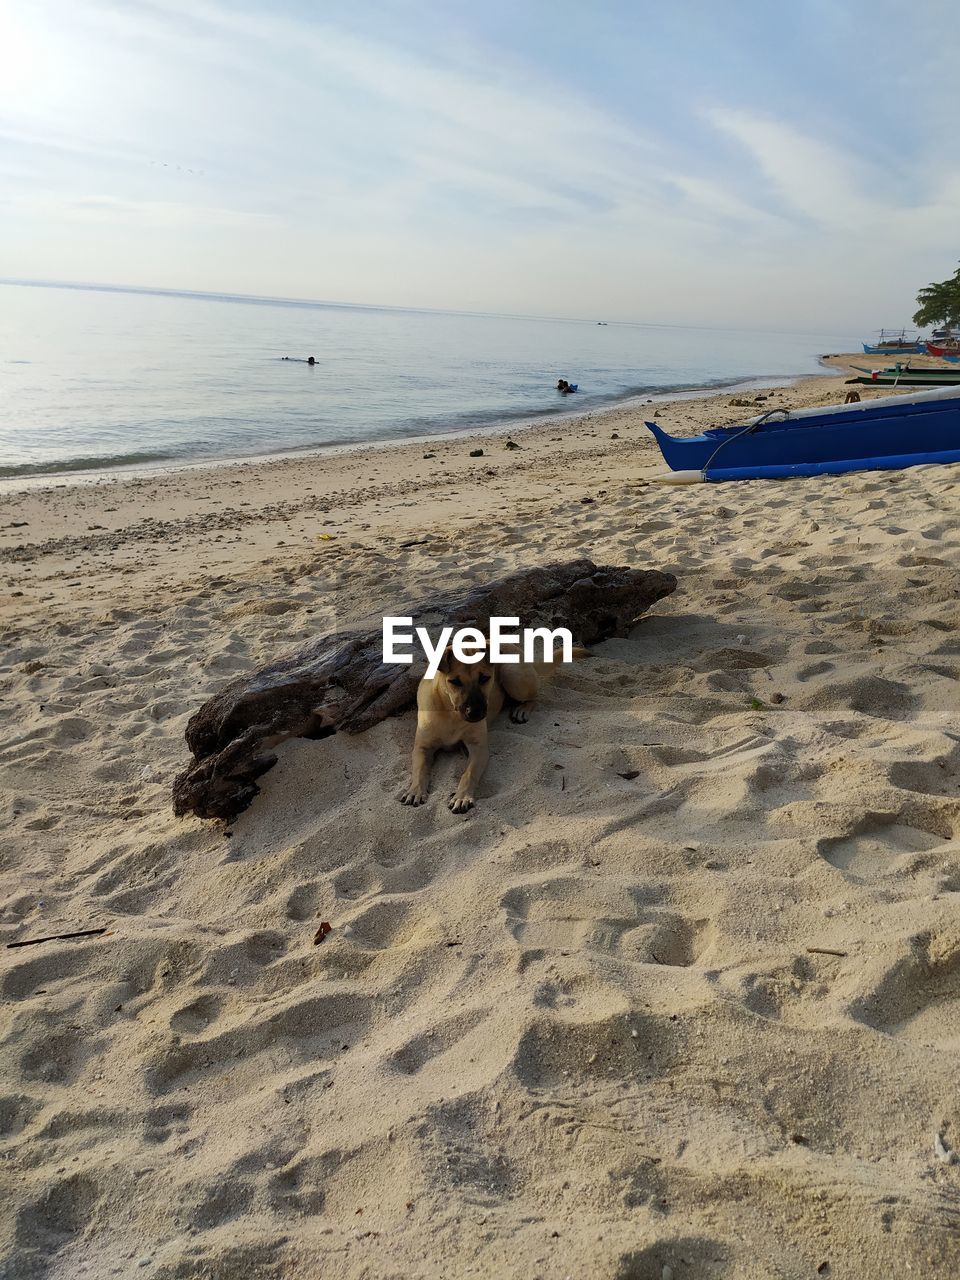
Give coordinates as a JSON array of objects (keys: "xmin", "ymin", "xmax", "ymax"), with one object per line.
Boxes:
[{"xmin": 3, "ymin": 356, "xmax": 960, "ymax": 1278}]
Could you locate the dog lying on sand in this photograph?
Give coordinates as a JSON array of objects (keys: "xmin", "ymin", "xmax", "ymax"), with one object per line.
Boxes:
[{"xmin": 400, "ymin": 644, "xmax": 587, "ymax": 813}]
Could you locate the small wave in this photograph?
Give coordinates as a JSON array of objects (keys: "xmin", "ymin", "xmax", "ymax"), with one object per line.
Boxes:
[
  {"xmin": 0, "ymin": 449, "xmax": 180, "ymax": 479},
  {"xmin": 0, "ymin": 372, "xmax": 813, "ymax": 482},
  {"xmin": 382, "ymin": 373, "xmax": 782, "ymax": 436}
]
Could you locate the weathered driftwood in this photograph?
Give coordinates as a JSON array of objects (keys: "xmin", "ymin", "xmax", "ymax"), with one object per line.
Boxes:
[{"xmin": 172, "ymin": 559, "xmax": 676, "ymax": 820}]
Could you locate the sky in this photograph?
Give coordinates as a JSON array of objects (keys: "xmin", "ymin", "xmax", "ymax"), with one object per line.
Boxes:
[{"xmin": 1, "ymin": 0, "xmax": 958, "ymax": 330}]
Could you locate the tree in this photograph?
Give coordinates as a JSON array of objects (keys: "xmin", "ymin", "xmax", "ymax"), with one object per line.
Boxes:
[{"xmin": 913, "ymin": 261, "xmax": 960, "ymax": 329}]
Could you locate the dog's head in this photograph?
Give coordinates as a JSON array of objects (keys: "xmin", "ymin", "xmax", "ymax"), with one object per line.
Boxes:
[{"xmin": 436, "ymin": 648, "xmax": 495, "ymax": 722}]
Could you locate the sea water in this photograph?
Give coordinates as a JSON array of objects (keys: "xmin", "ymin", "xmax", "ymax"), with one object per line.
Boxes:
[{"xmin": 0, "ymin": 281, "xmax": 856, "ymax": 481}]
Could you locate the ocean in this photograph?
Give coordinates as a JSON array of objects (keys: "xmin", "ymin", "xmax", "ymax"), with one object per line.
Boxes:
[{"xmin": 0, "ymin": 281, "xmax": 856, "ymax": 481}]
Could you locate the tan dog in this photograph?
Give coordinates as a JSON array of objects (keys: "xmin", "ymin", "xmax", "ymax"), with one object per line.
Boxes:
[{"xmin": 399, "ymin": 645, "xmax": 585, "ymax": 813}]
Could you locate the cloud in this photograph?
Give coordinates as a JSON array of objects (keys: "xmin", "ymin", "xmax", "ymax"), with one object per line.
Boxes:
[
  {"xmin": 66, "ymin": 195, "xmax": 276, "ymax": 227},
  {"xmin": 1, "ymin": 0, "xmax": 957, "ymax": 328},
  {"xmin": 0, "ymin": 0, "xmax": 777, "ymax": 237},
  {"xmin": 706, "ymin": 106, "xmax": 960, "ymax": 244},
  {"xmin": 705, "ymin": 108, "xmax": 874, "ymax": 228}
]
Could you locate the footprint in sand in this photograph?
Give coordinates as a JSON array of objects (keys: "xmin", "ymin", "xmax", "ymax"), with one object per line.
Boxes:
[
  {"xmin": 0, "ymin": 1093, "xmax": 43, "ymax": 1138},
  {"xmin": 269, "ymin": 1157, "xmax": 328, "ymax": 1216},
  {"xmin": 695, "ymin": 646, "xmax": 773, "ymax": 672},
  {"xmin": 511, "ymin": 1008, "xmax": 684, "ymax": 1089},
  {"xmin": 795, "ymin": 674, "xmax": 917, "ymax": 721},
  {"xmin": 804, "ymin": 638, "xmax": 839, "ymax": 655},
  {"xmin": 740, "ymin": 952, "xmax": 839, "ymax": 1025},
  {"xmin": 375, "ymin": 846, "xmax": 446, "ymax": 894},
  {"xmin": 819, "ymin": 816, "xmax": 946, "ymax": 882},
  {"xmin": 170, "ymin": 993, "xmax": 225, "ymax": 1035},
  {"xmin": 190, "ymin": 1178, "xmax": 256, "ymax": 1230},
  {"xmin": 285, "ymin": 881, "xmax": 324, "ymax": 921},
  {"xmin": 147, "ymin": 992, "xmax": 369, "ymax": 1099},
  {"xmin": 13, "ymin": 1173, "xmax": 102, "ymax": 1257},
  {"xmin": 888, "ymin": 748, "xmax": 960, "ymax": 797},
  {"xmin": 389, "ymin": 1008, "xmax": 490, "ymax": 1076},
  {"xmin": 501, "ymin": 876, "xmax": 660, "ymax": 952},
  {"xmin": 796, "ymin": 660, "xmax": 834, "ymax": 681},
  {"xmin": 333, "ymin": 863, "xmax": 382, "ymax": 901},
  {"xmin": 143, "ymin": 1101, "xmax": 194, "ymax": 1145},
  {"xmin": 852, "ymin": 932, "xmax": 960, "ymax": 1050},
  {"xmin": 639, "ymin": 913, "xmax": 713, "ymax": 967},
  {"xmin": 343, "ymin": 898, "xmax": 434, "ymax": 950},
  {"xmin": 614, "ymin": 1237, "xmax": 728, "ymax": 1280},
  {"xmin": 18, "ymin": 1025, "xmax": 89, "ymax": 1085}
]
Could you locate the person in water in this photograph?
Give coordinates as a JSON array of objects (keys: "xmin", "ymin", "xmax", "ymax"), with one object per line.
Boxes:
[
  {"xmin": 557, "ymin": 378, "xmax": 577, "ymax": 394},
  {"xmin": 281, "ymin": 356, "xmax": 317, "ymax": 364}
]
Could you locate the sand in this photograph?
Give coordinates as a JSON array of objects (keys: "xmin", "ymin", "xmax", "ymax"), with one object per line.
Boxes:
[{"xmin": 2, "ymin": 357, "xmax": 959, "ymax": 1278}]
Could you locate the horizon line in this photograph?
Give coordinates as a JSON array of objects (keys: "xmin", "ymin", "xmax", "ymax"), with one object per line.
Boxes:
[{"xmin": 0, "ymin": 275, "xmax": 862, "ymax": 341}]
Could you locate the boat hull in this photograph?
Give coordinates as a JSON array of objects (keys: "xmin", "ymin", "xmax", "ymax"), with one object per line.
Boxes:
[
  {"xmin": 925, "ymin": 341, "xmax": 960, "ymax": 358},
  {"xmin": 698, "ymin": 447, "xmax": 960, "ymax": 482},
  {"xmin": 862, "ymin": 342, "xmax": 926, "ymax": 354},
  {"xmin": 645, "ymin": 388, "xmax": 960, "ymax": 481},
  {"xmin": 851, "ymin": 373, "xmax": 960, "ymax": 386}
]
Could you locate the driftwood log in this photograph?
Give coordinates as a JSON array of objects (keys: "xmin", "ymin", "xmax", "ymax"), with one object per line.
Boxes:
[{"xmin": 172, "ymin": 559, "xmax": 676, "ymax": 820}]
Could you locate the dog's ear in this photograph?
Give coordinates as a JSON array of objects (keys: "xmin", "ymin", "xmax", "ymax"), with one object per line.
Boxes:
[{"xmin": 437, "ymin": 645, "xmax": 455, "ymax": 674}]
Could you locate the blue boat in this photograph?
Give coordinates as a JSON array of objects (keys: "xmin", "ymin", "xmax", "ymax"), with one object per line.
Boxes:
[
  {"xmin": 862, "ymin": 329, "xmax": 926, "ymax": 355},
  {"xmin": 645, "ymin": 386, "xmax": 960, "ymax": 483},
  {"xmin": 862, "ymin": 341, "xmax": 926, "ymax": 355}
]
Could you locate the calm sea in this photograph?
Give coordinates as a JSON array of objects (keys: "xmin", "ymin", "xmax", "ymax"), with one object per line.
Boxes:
[{"xmin": 0, "ymin": 281, "xmax": 856, "ymax": 482}]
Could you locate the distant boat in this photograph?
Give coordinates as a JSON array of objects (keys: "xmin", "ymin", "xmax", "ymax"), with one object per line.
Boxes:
[
  {"xmin": 861, "ymin": 328, "xmax": 926, "ymax": 354},
  {"xmin": 862, "ymin": 342, "xmax": 927, "ymax": 354},
  {"xmin": 850, "ymin": 363, "xmax": 960, "ymax": 387},
  {"xmin": 645, "ymin": 386, "xmax": 960, "ymax": 482},
  {"xmin": 925, "ymin": 339, "xmax": 960, "ymax": 358}
]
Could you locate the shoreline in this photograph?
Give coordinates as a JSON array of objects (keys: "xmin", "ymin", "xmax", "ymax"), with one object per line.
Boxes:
[
  {"xmin": 0, "ymin": 352, "xmax": 904, "ymax": 626},
  {"xmin": 0, "ymin": 363, "xmax": 842, "ymax": 494}
]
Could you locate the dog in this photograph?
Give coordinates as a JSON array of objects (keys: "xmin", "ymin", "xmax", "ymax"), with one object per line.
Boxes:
[
  {"xmin": 399, "ymin": 644, "xmax": 586, "ymax": 813},
  {"xmin": 844, "ymin": 390, "xmax": 861, "ymax": 404}
]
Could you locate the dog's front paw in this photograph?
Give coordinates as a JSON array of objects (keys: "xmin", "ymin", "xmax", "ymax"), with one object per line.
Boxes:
[
  {"xmin": 399, "ymin": 787, "xmax": 428, "ymax": 806},
  {"xmin": 448, "ymin": 793, "xmax": 475, "ymax": 814},
  {"xmin": 509, "ymin": 704, "xmax": 530, "ymax": 724}
]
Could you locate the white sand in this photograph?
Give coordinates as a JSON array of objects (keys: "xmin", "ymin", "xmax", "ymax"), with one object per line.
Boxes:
[{"xmin": 2, "ymin": 358, "xmax": 960, "ymax": 1278}]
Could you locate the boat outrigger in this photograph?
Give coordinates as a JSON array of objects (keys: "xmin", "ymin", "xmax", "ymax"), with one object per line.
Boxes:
[{"xmin": 645, "ymin": 385, "xmax": 960, "ymax": 483}]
